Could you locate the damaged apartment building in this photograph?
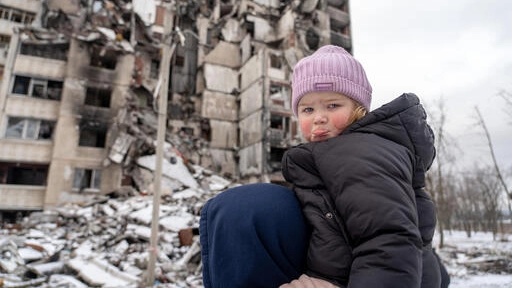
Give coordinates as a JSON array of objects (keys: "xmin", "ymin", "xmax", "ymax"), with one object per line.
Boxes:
[{"xmin": 0, "ymin": 0, "xmax": 353, "ymax": 218}]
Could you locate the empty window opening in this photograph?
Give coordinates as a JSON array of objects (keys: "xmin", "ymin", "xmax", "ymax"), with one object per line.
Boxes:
[
  {"xmin": 90, "ymin": 46, "xmax": 117, "ymax": 70},
  {"xmin": 174, "ymin": 55, "xmax": 185, "ymax": 67},
  {"xmin": 305, "ymin": 27, "xmax": 320, "ymax": 50},
  {"xmin": 180, "ymin": 127, "xmax": 194, "ymax": 136},
  {"xmin": 269, "ymin": 83, "xmax": 289, "ymax": 106},
  {"xmin": 150, "ymin": 59, "xmax": 160, "ymax": 78},
  {"xmin": 270, "ymin": 113, "xmax": 287, "ymax": 129},
  {"xmin": 5, "ymin": 117, "xmax": 55, "ymax": 140},
  {"xmin": 11, "ymin": 75, "xmax": 63, "ymax": 100},
  {"xmin": 0, "ymin": 162, "xmax": 48, "ymax": 185},
  {"xmin": 269, "ymin": 113, "xmax": 290, "ymax": 147},
  {"xmin": 269, "ymin": 147, "xmax": 286, "ymax": 172},
  {"xmin": 245, "ymin": 20, "xmax": 255, "ymax": 38},
  {"xmin": 0, "ymin": 5, "xmax": 35, "ymax": 24},
  {"xmin": 20, "ymin": 42, "xmax": 69, "ymax": 61},
  {"xmin": 0, "ymin": 34, "xmax": 10, "ymax": 48},
  {"xmin": 85, "ymin": 87, "xmax": 111, "ymax": 108},
  {"xmin": 269, "ymin": 54, "xmax": 282, "ymax": 69},
  {"xmin": 79, "ymin": 124, "xmax": 107, "ymax": 148},
  {"xmin": 73, "ymin": 168, "xmax": 102, "ymax": 191}
]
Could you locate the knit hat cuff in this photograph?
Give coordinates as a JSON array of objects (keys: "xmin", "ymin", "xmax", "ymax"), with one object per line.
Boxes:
[{"xmin": 292, "ymin": 75, "xmax": 372, "ymax": 116}]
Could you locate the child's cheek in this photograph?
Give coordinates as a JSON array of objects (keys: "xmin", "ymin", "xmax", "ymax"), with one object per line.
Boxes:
[
  {"xmin": 331, "ymin": 113, "xmax": 350, "ymax": 131},
  {"xmin": 299, "ymin": 120, "xmax": 312, "ymax": 138}
]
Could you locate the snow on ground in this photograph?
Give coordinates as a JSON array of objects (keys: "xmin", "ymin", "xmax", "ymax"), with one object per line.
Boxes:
[{"xmin": 435, "ymin": 230, "xmax": 512, "ymax": 288}]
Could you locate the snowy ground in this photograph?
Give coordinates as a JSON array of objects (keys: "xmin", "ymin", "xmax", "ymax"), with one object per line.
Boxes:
[{"xmin": 435, "ymin": 230, "xmax": 512, "ymax": 288}]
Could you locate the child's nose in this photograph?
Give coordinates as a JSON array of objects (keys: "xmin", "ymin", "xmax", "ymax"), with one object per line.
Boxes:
[{"xmin": 313, "ymin": 113, "xmax": 327, "ymax": 124}]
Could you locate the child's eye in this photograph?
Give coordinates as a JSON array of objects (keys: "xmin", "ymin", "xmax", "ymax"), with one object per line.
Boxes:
[
  {"xmin": 302, "ymin": 107, "xmax": 313, "ymax": 113},
  {"xmin": 328, "ymin": 103, "xmax": 340, "ymax": 109}
]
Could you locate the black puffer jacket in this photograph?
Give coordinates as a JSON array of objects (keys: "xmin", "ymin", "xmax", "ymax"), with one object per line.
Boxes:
[{"xmin": 282, "ymin": 93, "xmax": 437, "ymax": 288}]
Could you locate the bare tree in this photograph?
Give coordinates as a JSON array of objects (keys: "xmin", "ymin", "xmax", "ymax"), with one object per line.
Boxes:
[
  {"xmin": 497, "ymin": 89, "xmax": 512, "ymax": 122},
  {"xmin": 474, "ymin": 107, "xmax": 511, "ymax": 215},
  {"xmin": 455, "ymin": 173, "xmax": 479, "ymax": 237},
  {"xmin": 425, "ymin": 97, "xmax": 459, "ymax": 248}
]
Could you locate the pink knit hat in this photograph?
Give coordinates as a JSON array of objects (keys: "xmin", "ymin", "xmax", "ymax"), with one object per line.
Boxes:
[{"xmin": 291, "ymin": 45, "xmax": 372, "ymax": 116}]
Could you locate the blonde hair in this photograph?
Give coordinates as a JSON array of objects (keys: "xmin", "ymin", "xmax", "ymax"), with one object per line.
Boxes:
[{"xmin": 348, "ymin": 103, "xmax": 367, "ymax": 125}]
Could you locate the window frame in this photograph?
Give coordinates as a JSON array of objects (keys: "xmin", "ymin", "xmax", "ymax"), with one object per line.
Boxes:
[
  {"xmin": 4, "ymin": 117, "xmax": 55, "ymax": 141},
  {"xmin": 11, "ymin": 75, "xmax": 63, "ymax": 100},
  {"xmin": 72, "ymin": 168, "xmax": 102, "ymax": 191}
]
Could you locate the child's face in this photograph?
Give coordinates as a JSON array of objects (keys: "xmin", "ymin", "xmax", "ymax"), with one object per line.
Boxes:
[{"xmin": 297, "ymin": 92, "xmax": 356, "ymax": 142}]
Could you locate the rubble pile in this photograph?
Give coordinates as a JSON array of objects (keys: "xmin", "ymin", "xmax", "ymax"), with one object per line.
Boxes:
[
  {"xmin": 0, "ymin": 157, "xmax": 234, "ymax": 288},
  {"xmin": 441, "ymin": 245, "xmax": 512, "ymax": 275}
]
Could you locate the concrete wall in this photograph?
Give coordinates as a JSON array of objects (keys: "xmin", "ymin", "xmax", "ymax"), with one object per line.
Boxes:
[
  {"xmin": 203, "ymin": 63, "xmax": 238, "ymax": 94},
  {"xmin": 203, "ymin": 41, "xmax": 241, "ymax": 68},
  {"xmin": 208, "ymin": 119, "xmax": 237, "ymax": 149},
  {"xmin": 239, "ymin": 110, "xmax": 263, "ymax": 148},
  {"xmin": 0, "ymin": 0, "xmax": 41, "ymax": 12},
  {"xmin": 209, "ymin": 148, "xmax": 236, "ymax": 177},
  {"xmin": 0, "ymin": 141, "xmax": 52, "ymax": 162},
  {"xmin": 239, "ymin": 79, "xmax": 263, "ymax": 119},
  {"xmin": 239, "ymin": 142, "xmax": 263, "ymax": 177},
  {"xmin": 0, "ymin": 186, "xmax": 45, "ymax": 210},
  {"xmin": 201, "ymin": 90, "xmax": 238, "ymax": 121},
  {"xmin": 239, "ymin": 50, "xmax": 263, "ymax": 90}
]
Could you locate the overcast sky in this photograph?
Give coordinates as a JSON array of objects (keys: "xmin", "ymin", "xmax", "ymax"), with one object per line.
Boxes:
[{"xmin": 349, "ymin": 0, "xmax": 512, "ymax": 173}]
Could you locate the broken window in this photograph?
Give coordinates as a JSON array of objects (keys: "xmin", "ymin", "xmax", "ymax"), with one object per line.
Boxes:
[
  {"xmin": 180, "ymin": 127, "xmax": 194, "ymax": 136},
  {"xmin": 0, "ymin": 5, "xmax": 35, "ymax": 24},
  {"xmin": 269, "ymin": 83, "xmax": 290, "ymax": 108},
  {"xmin": 0, "ymin": 7, "xmax": 7, "ymax": 19},
  {"xmin": 150, "ymin": 59, "xmax": 160, "ymax": 78},
  {"xmin": 5, "ymin": 117, "xmax": 55, "ymax": 140},
  {"xmin": 0, "ymin": 34, "xmax": 10, "ymax": 48},
  {"xmin": 269, "ymin": 113, "xmax": 291, "ymax": 147},
  {"xmin": 90, "ymin": 46, "xmax": 117, "ymax": 70},
  {"xmin": 20, "ymin": 42, "xmax": 69, "ymax": 61},
  {"xmin": 0, "ymin": 162, "xmax": 48, "ymax": 185},
  {"xmin": 10, "ymin": 10, "xmax": 22, "ymax": 23},
  {"xmin": 305, "ymin": 27, "xmax": 320, "ymax": 50},
  {"xmin": 11, "ymin": 75, "xmax": 63, "ymax": 100},
  {"xmin": 175, "ymin": 55, "xmax": 184, "ymax": 67},
  {"xmin": 79, "ymin": 123, "xmax": 107, "ymax": 148},
  {"xmin": 269, "ymin": 147, "xmax": 286, "ymax": 172},
  {"xmin": 72, "ymin": 168, "xmax": 102, "ymax": 191},
  {"xmin": 269, "ymin": 54, "xmax": 282, "ymax": 69},
  {"xmin": 85, "ymin": 87, "xmax": 111, "ymax": 108}
]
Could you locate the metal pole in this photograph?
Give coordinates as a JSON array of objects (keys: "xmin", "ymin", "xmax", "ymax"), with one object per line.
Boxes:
[{"xmin": 146, "ymin": 3, "xmax": 175, "ymax": 287}]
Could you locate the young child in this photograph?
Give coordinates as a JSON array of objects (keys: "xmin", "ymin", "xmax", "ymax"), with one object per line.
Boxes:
[
  {"xmin": 199, "ymin": 45, "xmax": 446, "ymax": 288},
  {"xmin": 280, "ymin": 45, "xmax": 441, "ymax": 287}
]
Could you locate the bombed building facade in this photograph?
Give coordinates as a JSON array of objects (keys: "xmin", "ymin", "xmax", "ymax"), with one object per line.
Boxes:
[{"xmin": 0, "ymin": 0, "xmax": 353, "ymax": 217}]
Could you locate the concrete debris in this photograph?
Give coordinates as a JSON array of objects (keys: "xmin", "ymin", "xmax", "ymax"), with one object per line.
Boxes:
[{"xmin": 0, "ymin": 169, "xmax": 233, "ymax": 287}]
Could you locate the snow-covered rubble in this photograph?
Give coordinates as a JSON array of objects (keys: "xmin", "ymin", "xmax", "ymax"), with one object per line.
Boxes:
[{"xmin": 0, "ymin": 154, "xmax": 232, "ymax": 287}]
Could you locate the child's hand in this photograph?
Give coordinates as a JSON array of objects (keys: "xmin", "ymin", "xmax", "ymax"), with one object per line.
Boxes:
[{"xmin": 279, "ymin": 274, "xmax": 339, "ymax": 288}]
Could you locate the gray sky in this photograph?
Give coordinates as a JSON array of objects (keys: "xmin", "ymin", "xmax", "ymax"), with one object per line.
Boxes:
[{"xmin": 350, "ymin": 0, "xmax": 512, "ymax": 173}]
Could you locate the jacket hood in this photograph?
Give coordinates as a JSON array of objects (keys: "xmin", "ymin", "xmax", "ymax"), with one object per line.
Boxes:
[{"xmin": 345, "ymin": 93, "xmax": 436, "ymax": 185}]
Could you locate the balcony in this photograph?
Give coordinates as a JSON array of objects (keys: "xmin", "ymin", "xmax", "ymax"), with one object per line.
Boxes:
[
  {"xmin": 0, "ymin": 185, "xmax": 45, "ymax": 210},
  {"xmin": 268, "ymin": 128, "xmax": 290, "ymax": 147}
]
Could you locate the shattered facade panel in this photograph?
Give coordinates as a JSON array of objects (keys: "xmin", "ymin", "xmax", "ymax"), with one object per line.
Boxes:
[
  {"xmin": 203, "ymin": 63, "xmax": 238, "ymax": 93},
  {"xmin": 239, "ymin": 79, "xmax": 264, "ymax": 118}
]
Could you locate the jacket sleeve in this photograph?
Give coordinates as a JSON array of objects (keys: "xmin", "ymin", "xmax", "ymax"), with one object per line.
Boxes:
[
  {"xmin": 313, "ymin": 134, "xmax": 423, "ymax": 288},
  {"xmin": 283, "ymin": 146, "xmax": 352, "ymax": 286}
]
